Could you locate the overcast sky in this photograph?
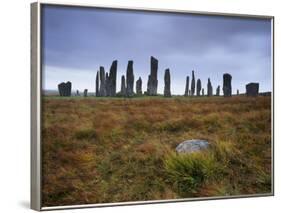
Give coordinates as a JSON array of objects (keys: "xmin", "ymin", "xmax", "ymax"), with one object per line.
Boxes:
[{"xmin": 42, "ymin": 5, "xmax": 272, "ymax": 95}]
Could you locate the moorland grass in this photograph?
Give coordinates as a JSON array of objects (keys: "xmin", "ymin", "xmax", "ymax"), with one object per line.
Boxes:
[{"xmin": 41, "ymin": 96, "xmax": 272, "ymax": 206}]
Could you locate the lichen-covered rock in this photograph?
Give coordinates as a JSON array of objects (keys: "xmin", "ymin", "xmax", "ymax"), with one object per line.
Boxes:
[{"xmin": 176, "ymin": 139, "xmax": 209, "ymax": 154}]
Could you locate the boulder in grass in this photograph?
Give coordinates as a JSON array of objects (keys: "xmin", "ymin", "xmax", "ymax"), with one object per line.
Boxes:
[{"xmin": 175, "ymin": 139, "xmax": 209, "ymax": 154}]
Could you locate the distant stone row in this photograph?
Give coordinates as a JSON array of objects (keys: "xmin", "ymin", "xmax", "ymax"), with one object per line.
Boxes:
[
  {"xmin": 95, "ymin": 57, "xmax": 159, "ymax": 97},
  {"xmin": 57, "ymin": 56, "xmax": 260, "ymax": 97},
  {"xmin": 183, "ymin": 71, "xmax": 233, "ymax": 97}
]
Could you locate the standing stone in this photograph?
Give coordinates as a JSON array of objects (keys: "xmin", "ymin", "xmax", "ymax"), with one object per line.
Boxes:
[
  {"xmin": 196, "ymin": 79, "xmax": 202, "ymax": 96},
  {"xmin": 202, "ymin": 88, "xmax": 205, "ymax": 96},
  {"xmin": 96, "ymin": 71, "xmax": 100, "ymax": 97},
  {"xmin": 121, "ymin": 75, "xmax": 126, "ymax": 96},
  {"xmin": 83, "ymin": 89, "xmax": 88, "ymax": 97},
  {"xmin": 191, "ymin": 70, "xmax": 195, "ymax": 96},
  {"xmin": 237, "ymin": 89, "xmax": 239, "ymax": 95},
  {"xmin": 189, "ymin": 90, "xmax": 191, "ymax": 96},
  {"xmin": 223, "ymin": 73, "xmax": 232, "ymax": 97},
  {"xmin": 76, "ymin": 90, "xmax": 80, "ymax": 96},
  {"xmin": 216, "ymin": 86, "xmax": 220, "ymax": 96},
  {"xmin": 136, "ymin": 77, "xmax": 142, "ymax": 95},
  {"xmin": 109, "ymin": 60, "xmax": 117, "ymax": 96},
  {"xmin": 99, "ymin": 67, "xmax": 106, "ymax": 97},
  {"xmin": 126, "ymin": 60, "xmax": 134, "ymax": 97},
  {"xmin": 246, "ymin": 83, "xmax": 259, "ymax": 97},
  {"xmin": 65, "ymin": 82, "xmax": 71, "ymax": 96},
  {"xmin": 58, "ymin": 81, "xmax": 71, "ymax": 97},
  {"xmin": 184, "ymin": 76, "xmax": 189, "ymax": 96},
  {"xmin": 207, "ymin": 78, "xmax": 213, "ymax": 96},
  {"xmin": 147, "ymin": 56, "xmax": 158, "ymax": 95},
  {"xmin": 164, "ymin": 69, "xmax": 171, "ymax": 97},
  {"xmin": 105, "ymin": 72, "xmax": 110, "ymax": 96}
]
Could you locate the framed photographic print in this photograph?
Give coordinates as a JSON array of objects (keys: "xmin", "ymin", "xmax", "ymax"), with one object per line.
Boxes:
[{"xmin": 31, "ymin": 1, "xmax": 274, "ymax": 211}]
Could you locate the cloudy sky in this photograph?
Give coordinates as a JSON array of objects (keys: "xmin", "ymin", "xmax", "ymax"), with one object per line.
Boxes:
[{"xmin": 42, "ymin": 5, "xmax": 272, "ymax": 95}]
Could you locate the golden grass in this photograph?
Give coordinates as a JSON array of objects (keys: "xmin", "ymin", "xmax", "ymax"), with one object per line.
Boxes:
[{"xmin": 42, "ymin": 96, "xmax": 272, "ymax": 206}]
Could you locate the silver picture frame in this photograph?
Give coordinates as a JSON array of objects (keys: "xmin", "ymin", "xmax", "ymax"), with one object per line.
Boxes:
[{"xmin": 31, "ymin": 1, "xmax": 275, "ymax": 211}]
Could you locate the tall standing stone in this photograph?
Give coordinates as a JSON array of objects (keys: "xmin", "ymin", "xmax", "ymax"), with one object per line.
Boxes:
[
  {"xmin": 83, "ymin": 89, "xmax": 88, "ymax": 97},
  {"xmin": 196, "ymin": 79, "xmax": 202, "ymax": 96},
  {"xmin": 96, "ymin": 71, "xmax": 100, "ymax": 97},
  {"xmin": 65, "ymin": 82, "xmax": 71, "ymax": 96},
  {"xmin": 105, "ymin": 72, "xmax": 110, "ymax": 96},
  {"xmin": 246, "ymin": 83, "xmax": 259, "ymax": 97},
  {"xmin": 99, "ymin": 67, "xmax": 106, "ymax": 97},
  {"xmin": 216, "ymin": 86, "xmax": 220, "ymax": 96},
  {"xmin": 202, "ymin": 88, "xmax": 205, "ymax": 96},
  {"xmin": 207, "ymin": 78, "xmax": 213, "ymax": 96},
  {"xmin": 237, "ymin": 89, "xmax": 239, "ymax": 95},
  {"xmin": 191, "ymin": 70, "xmax": 195, "ymax": 96},
  {"xmin": 109, "ymin": 60, "xmax": 117, "ymax": 96},
  {"xmin": 136, "ymin": 77, "xmax": 142, "ymax": 95},
  {"xmin": 223, "ymin": 73, "xmax": 232, "ymax": 97},
  {"xmin": 184, "ymin": 76, "xmax": 189, "ymax": 96},
  {"xmin": 164, "ymin": 69, "xmax": 171, "ymax": 97},
  {"xmin": 58, "ymin": 81, "xmax": 71, "ymax": 97},
  {"xmin": 147, "ymin": 56, "xmax": 158, "ymax": 96},
  {"xmin": 126, "ymin": 60, "xmax": 134, "ymax": 97},
  {"xmin": 121, "ymin": 75, "xmax": 126, "ymax": 96}
]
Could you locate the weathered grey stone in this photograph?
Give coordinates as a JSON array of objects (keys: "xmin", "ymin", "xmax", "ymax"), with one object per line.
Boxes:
[
  {"xmin": 76, "ymin": 90, "xmax": 80, "ymax": 96},
  {"xmin": 105, "ymin": 72, "xmax": 110, "ymax": 96},
  {"xmin": 121, "ymin": 75, "xmax": 126, "ymax": 96},
  {"xmin": 164, "ymin": 69, "xmax": 171, "ymax": 97},
  {"xmin": 216, "ymin": 85, "xmax": 220, "ymax": 96},
  {"xmin": 207, "ymin": 78, "xmax": 213, "ymax": 96},
  {"xmin": 83, "ymin": 89, "xmax": 88, "ymax": 97},
  {"xmin": 196, "ymin": 79, "xmax": 201, "ymax": 96},
  {"xmin": 184, "ymin": 76, "xmax": 189, "ymax": 96},
  {"xmin": 136, "ymin": 77, "xmax": 142, "ymax": 95},
  {"xmin": 191, "ymin": 70, "xmax": 195, "ymax": 96},
  {"xmin": 109, "ymin": 60, "xmax": 117, "ymax": 96},
  {"xmin": 176, "ymin": 139, "xmax": 209, "ymax": 154},
  {"xmin": 246, "ymin": 83, "xmax": 259, "ymax": 97},
  {"xmin": 99, "ymin": 67, "xmax": 106, "ymax": 97},
  {"xmin": 237, "ymin": 89, "xmax": 239, "ymax": 95},
  {"xmin": 147, "ymin": 56, "xmax": 158, "ymax": 95},
  {"xmin": 126, "ymin": 60, "xmax": 134, "ymax": 97},
  {"xmin": 223, "ymin": 73, "xmax": 232, "ymax": 97},
  {"xmin": 96, "ymin": 71, "xmax": 99, "ymax": 97},
  {"xmin": 202, "ymin": 88, "xmax": 204, "ymax": 96},
  {"xmin": 58, "ymin": 81, "xmax": 72, "ymax": 97}
]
